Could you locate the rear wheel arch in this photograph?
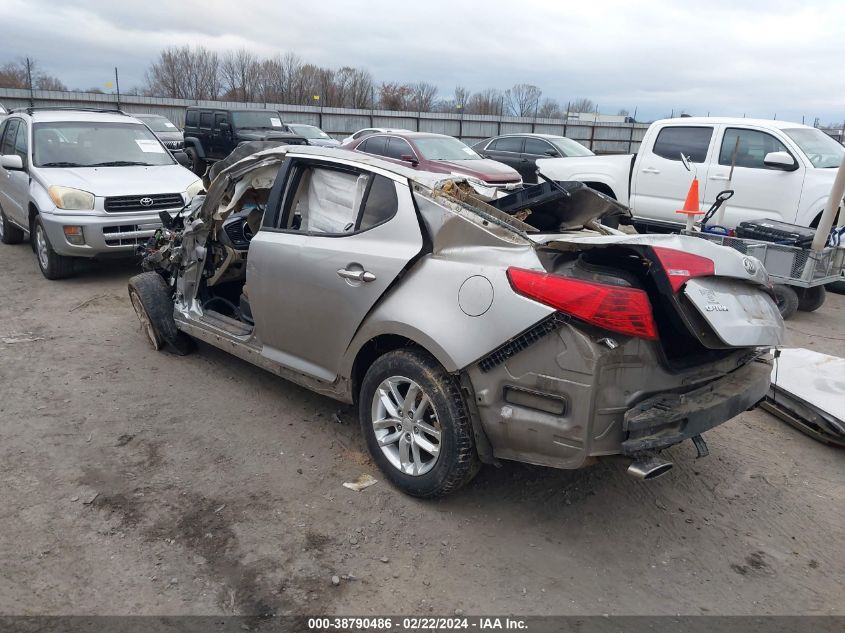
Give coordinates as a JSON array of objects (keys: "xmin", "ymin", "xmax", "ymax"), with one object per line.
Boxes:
[{"xmin": 349, "ymin": 332, "xmax": 456, "ymax": 405}]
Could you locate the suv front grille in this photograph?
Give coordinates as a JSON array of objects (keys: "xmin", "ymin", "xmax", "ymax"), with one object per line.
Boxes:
[
  {"xmin": 162, "ymin": 140, "xmax": 184, "ymax": 150},
  {"xmin": 104, "ymin": 193, "xmax": 184, "ymax": 213}
]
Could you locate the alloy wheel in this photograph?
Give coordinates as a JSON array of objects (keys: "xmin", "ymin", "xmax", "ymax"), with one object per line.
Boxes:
[
  {"xmin": 35, "ymin": 225, "xmax": 49, "ymax": 271},
  {"xmin": 371, "ymin": 376, "xmax": 442, "ymax": 476}
]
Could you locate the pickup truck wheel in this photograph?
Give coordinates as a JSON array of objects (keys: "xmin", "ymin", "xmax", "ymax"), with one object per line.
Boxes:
[
  {"xmin": 0, "ymin": 208, "xmax": 25, "ymax": 244},
  {"xmin": 33, "ymin": 217, "xmax": 74, "ymax": 279},
  {"xmin": 772, "ymin": 284, "xmax": 799, "ymax": 320},
  {"xmin": 359, "ymin": 349, "xmax": 479, "ymax": 498},
  {"xmin": 128, "ymin": 272, "xmax": 194, "ymax": 355},
  {"xmin": 797, "ymin": 285, "xmax": 826, "ymax": 312},
  {"xmin": 185, "ymin": 148, "xmax": 206, "ymax": 177}
]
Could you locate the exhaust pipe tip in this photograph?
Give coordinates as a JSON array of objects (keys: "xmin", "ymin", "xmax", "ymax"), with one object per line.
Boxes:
[{"xmin": 627, "ymin": 455, "xmax": 674, "ymax": 480}]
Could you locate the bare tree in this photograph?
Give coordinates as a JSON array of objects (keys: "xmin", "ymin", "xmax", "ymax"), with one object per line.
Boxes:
[
  {"xmin": 453, "ymin": 86, "xmax": 470, "ymax": 111},
  {"xmin": 466, "ymin": 88, "xmax": 503, "ymax": 115},
  {"xmin": 0, "ymin": 58, "xmax": 65, "ymax": 91},
  {"xmin": 144, "ymin": 46, "xmax": 220, "ymax": 100},
  {"xmin": 378, "ymin": 82, "xmax": 412, "ymax": 110},
  {"xmin": 569, "ymin": 97, "xmax": 595, "ymax": 113},
  {"xmin": 409, "ymin": 81, "xmax": 438, "ymax": 112},
  {"xmin": 220, "ymin": 49, "xmax": 261, "ymax": 102},
  {"xmin": 537, "ymin": 98, "xmax": 561, "ymax": 118},
  {"xmin": 505, "ymin": 83, "xmax": 541, "ymax": 116},
  {"xmin": 345, "ymin": 67, "xmax": 374, "ymax": 108}
]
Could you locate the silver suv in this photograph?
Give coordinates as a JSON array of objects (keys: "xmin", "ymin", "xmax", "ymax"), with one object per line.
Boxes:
[
  {"xmin": 129, "ymin": 144, "xmax": 784, "ymax": 498},
  {"xmin": 0, "ymin": 108, "xmax": 202, "ymax": 279}
]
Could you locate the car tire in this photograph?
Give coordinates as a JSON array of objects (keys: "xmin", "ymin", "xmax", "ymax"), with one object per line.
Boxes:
[
  {"xmin": 32, "ymin": 216, "xmax": 74, "ymax": 279},
  {"xmin": 772, "ymin": 284, "xmax": 799, "ymax": 320},
  {"xmin": 0, "ymin": 208, "xmax": 25, "ymax": 244},
  {"xmin": 359, "ymin": 348, "xmax": 479, "ymax": 498},
  {"xmin": 185, "ymin": 148, "xmax": 206, "ymax": 177},
  {"xmin": 797, "ymin": 285, "xmax": 826, "ymax": 312},
  {"xmin": 128, "ymin": 272, "xmax": 194, "ymax": 355},
  {"xmin": 825, "ymin": 280, "xmax": 845, "ymax": 295}
]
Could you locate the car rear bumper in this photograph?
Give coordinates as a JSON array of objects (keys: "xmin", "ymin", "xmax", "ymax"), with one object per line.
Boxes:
[
  {"xmin": 621, "ymin": 358, "xmax": 772, "ymax": 455},
  {"xmin": 40, "ymin": 209, "xmax": 178, "ymax": 257}
]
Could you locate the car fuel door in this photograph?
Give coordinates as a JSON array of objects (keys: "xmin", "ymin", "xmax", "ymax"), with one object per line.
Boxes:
[{"xmin": 247, "ymin": 161, "xmax": 423, "ymax": 382}]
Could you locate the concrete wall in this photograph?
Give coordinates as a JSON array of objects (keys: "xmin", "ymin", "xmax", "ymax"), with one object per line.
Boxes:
[{"xmin": 0, "ymin": 88, "xmax": 650, "ymax": 154}]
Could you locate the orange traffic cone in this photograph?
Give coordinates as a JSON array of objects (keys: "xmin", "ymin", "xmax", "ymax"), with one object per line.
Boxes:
[{"xmin": 676, "ymin": 178, "xmax": 704, "ymax": 231}]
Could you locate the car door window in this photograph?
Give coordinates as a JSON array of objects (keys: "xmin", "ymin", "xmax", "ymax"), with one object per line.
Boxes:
[
  {"xmin": 185, "ymin": 110, "xmax": 198, "ymax": 127},
  {"xmin": 652, "ymin": 126, "xmax": 713, "ymax": 162},
  {"xmin": 356, "ymin": 174, "xmax": 398, "ymax": 230},
  {"xmin": 214, "ymin": 113, "xmax": 228, "ymax": 130},
  {"xmin": 1, "ymin": 119, "xmax": 19, "ymax": 156},
  {"xmin": 719, "ymin": 128, "xmax": 790, "ymax": 169},
  {"xmin": 524, "ymin": 137, "xmax": 556, "ymax": 156},
  {"xmin": 360, "ymin": 135, "xmax": 387, "ymax": 156},
  {"xmin": 385, "ymin": 137, "xmax": 414, "ymax": 160},
  {"xmin": 0, "ymin": 120, "xmax": 8, "ymax": 147},
  {"xmin": 490, "ymin": 136, "xmax": 523, "ymax": 153},
  {"xmin": 280, "ymin": 165, "xmax": 370, "ymax": 234},
  {"xmin": 199, "ymin": 112, "xmax": 212, "ymax": 129},
  {"xmin": 14, "ymin": 121, "xmax": 28, "ymax": 161}
]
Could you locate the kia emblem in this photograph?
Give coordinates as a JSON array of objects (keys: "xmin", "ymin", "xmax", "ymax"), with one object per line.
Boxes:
[
  {"xmin": 139, "ymin": 197, "xmax": 154, "ymax": 207},
  {"xmin": 742, "ymin": 257, "xmax": 757, "ymax": 274}
]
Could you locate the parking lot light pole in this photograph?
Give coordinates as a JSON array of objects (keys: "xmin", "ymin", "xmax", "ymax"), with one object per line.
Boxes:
[{"xmin": 313, "ymin": 95, "xmax": 321, "ymax": 128}]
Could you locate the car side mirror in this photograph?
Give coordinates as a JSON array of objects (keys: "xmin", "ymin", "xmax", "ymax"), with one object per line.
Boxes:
[
  {"xmin": 544, "ymin": 149, "xmax": 559, "ymax": 157},
  {"xmin": 0, "ymin": 154, "xmax": 24, "ymax": 170},
  {"xmin": 400, "ymin": 154, "xmax": 419, "ymax": 166},
  {"xmin": 173, "ymin": 151, "xmax": 190, "ymax": 167},
  {"xmin": 764, "ymin": 151, "xmax": 798, "ymax": 171}
]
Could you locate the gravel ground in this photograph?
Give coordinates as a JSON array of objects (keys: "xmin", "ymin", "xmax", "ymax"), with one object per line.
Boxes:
[{"xmin": 0, "ymin": 242, "xmax": 843, "ymax": 616}]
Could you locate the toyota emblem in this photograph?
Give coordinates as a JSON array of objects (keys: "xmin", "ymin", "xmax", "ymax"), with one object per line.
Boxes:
[
  {"xmin": 139, "ymin": 197, "xmax": 154, "ymax": 207},
  {"xmin": 742, "ymin": 257, "xmax": 757, "ymax": 274}
]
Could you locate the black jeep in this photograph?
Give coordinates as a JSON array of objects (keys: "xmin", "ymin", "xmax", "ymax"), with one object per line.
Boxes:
[{"xmin": 182, "ymin": 107, "xmax": 308, "ymax": 175}]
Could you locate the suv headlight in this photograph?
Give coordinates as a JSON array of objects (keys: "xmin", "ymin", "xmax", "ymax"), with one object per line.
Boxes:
[
  {"xmin": 48, "ymin": 186, "xmax": 95, "ymax": 211},
  {"xmin": 185, "ymin": 179, "xmax": 205, "ymax": 200}
]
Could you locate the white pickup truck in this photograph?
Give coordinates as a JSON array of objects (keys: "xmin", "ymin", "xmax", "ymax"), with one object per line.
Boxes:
[{"xmin": 537, "ymin": 117, "xmax": 845, "ymax": 230}]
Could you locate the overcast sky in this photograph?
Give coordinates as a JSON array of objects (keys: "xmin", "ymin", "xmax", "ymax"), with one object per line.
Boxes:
[{"xmin": 1, "ymin": 0, "xmax": 843, "ymax": 123}]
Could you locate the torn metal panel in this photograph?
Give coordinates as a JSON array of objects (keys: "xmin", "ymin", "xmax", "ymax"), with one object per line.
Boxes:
[{"xmin": 763, "ymin": 347, "xmax": 845, "ymax": 446}]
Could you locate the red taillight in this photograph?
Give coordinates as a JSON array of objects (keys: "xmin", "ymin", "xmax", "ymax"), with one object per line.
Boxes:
[
  {"xmin": 651, "ymin": 247, "xmax": 714, "ymax": 293},
  {"xmin": 507, "ymin": 267, "xmax": 658, "ymax": 340}
]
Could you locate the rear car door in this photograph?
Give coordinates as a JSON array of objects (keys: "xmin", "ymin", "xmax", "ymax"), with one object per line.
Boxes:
[
  {"xmin": 247, "ymin": 157, "xmax": 423, "ymax": 381},
  {"xmin": 702, "ymin": 126, "xmax": 805, "ymax": 226},
  {"xmin": 210, "ymin": 112, "xmax": 231, "ymax": 159},
  {"xmin": 630, "ymin": 125, "xmax": 715, "ymax": 225},
  {"xmin": 482, "ymin": 136, "xmax": 525, "ymax": 173},
  {"xmin": 521, "ymin": 137, "xmax": 559, "ymax": 183},
  {"xmin": 0, "ymin": 118, "xmax": 28, "ymax": 225}
]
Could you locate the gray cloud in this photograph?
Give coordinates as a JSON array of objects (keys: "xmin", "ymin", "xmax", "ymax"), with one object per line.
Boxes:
[{"xmin": 1, "ymin": 0, "xmax": 844, "ymax": 122}]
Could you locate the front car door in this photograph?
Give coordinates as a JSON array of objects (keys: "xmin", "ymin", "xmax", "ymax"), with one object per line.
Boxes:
[
  {"xmin": 630, "ymin": 125, "xmax": 716, "ymax": 226},
  {"xmin": 521, "ymin": 137, "xmax": 559, "ymax": 183},
  {"xmin": 198, "ymin": 110, "xmax": 214, "ymax": 158},
  {"xmin": 247, "ymin": 156, "xmax": 423, "ymax": 382},
  {"xmin": 0, "ymin": 118, "xmax": 28, "ymax": 226},
  {"xmin": 210, "ymin": 112, "xmax": 231, "ymax": 159},
  {"xmin": 702, "ymin": 126, "xmax": 805, "ymax": 227}
]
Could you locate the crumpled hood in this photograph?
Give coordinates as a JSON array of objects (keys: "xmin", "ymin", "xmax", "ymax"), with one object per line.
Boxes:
[
  {"xmin": 436, "ymin": 158, "xmax": 521, "ymax": 182},
  {"xmin": 35, "ymin": 164, "xmax": 199, "ymax": 197}
]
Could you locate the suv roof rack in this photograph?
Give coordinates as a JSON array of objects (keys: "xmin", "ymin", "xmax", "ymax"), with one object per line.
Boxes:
[{"xmin": 10, "ymin": 107, "xmax": 129, "ymax": 116}]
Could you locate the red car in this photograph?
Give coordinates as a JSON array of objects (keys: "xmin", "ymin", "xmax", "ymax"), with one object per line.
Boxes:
[{"xmin": 342, "ymin": 131, "xmax": 522, "ymax": 189}]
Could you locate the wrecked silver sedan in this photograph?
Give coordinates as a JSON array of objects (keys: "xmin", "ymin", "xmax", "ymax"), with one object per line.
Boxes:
[{"xmin": 129, "ymin": 144, "xmax": 784, "ymax": 497}]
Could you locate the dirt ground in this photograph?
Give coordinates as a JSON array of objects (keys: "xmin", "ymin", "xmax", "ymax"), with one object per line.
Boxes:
[{"xmin": 0, "ymin": 241, "xmax": 843, "ymax": 617}]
